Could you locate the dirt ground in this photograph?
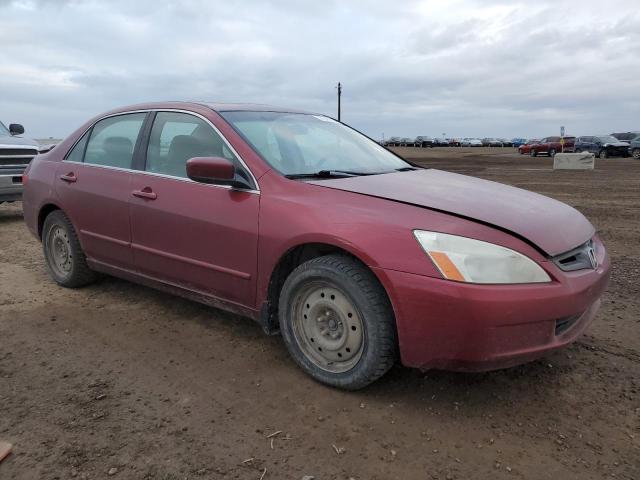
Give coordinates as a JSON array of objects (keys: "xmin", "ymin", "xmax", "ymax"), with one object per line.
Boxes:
[{"xmin": 1, "ymin": 147, "xmax": 638, "ymax": 479}]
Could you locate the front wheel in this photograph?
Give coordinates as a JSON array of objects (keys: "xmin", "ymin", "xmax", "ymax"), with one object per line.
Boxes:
[
  {"xmin": 549, "ymin": 148, "xmax": 557, "ymax": 157},
  {"xmin": 42, "ymin": 210, "xmax": 97, "ymax": 288},
  {"xmin": 599, "ymin": 149, "xmax": 608, "ymax": 159},
  {"xmin": 279, "ymin": 255, "xmax": 397, "ymax": 390},
  {"xmin": 632, "ymin": 148, "xmax": 640, "ymax": 159},
  {"xmin": 530, "ymin": 149, "xmax": 537, "ymax": 157}
]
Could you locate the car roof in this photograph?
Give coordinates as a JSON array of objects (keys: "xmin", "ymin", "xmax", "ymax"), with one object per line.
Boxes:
[{"xmin": 103, "ymin": 101, "xmax": 315, "ymax": 116}]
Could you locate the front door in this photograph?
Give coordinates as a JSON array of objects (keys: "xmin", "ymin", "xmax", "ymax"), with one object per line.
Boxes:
[
  {"xmin": 55, "ymin": 112, "xmax": 147, "ymax": 268},
  {"xmin": 129, "ymin": 111, "xmax": 259, "ymax": 306}
]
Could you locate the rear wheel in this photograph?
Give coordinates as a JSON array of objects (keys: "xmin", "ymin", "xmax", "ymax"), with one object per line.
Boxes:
[
  {"xmin": 42, "ymin": 210, "xmax": 97, "ymax": 288},
  {"xmin": 633, "ymin": 148, "xmax": 640, "ymax": 159},
  {"xmin": 549, "ymin": 148, "xmax": 557, "ymax": 157},
  {"xmin": 279, "ymin": 255, "xmax": 397, "ymax": 390},
  {"xmin": 574, "ymin": 148, "xmax": 582, "ymax": 153},
  {"xmin": 599, "ymin": 149, "xmax": 608, "ymax": 159},
  {"xmin": 530, "ymin": 149, "xmax": 537, "ymax": 157}
]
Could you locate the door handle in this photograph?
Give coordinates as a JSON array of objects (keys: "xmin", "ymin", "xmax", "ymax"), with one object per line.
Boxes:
[
  {"xmin": 132, "ymin": 187, "xmax": 157, "ymax": 200},
  {"xmin": 59, "ymin": 172, "xmax": 77, "ymax": 183}
]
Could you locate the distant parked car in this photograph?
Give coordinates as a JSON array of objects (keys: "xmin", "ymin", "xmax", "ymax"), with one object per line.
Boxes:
[
  {"xmin": 518, "ymin": 140, "xmax": 540, "ymax": 155},
  {"xmin": 433, "ymin": 138, "xmax": 449, "ymax": 146},
  {"xmin": 530, "ymin": 136, "xmax": 575, "ymax": 157},
  {"xmin": 511, "ymin": 138, "xmax": 527, "ymax": 147},
  {"xmin": 414, "ymin": 136, "xmax": 434, "ymax": 148},
  {"xmin": 400, "ymin": 137, "xmax": 414, "ymax": 147},
  {"xmin": 460, "ymin": 138, "xmax": 482, "ymax": 147},
  {"xmin": 482, "ymin": 138, "xmax": 503, "ymax": 147},
  {"xmin": 611, "ymin": 132, "xmax": 640, "ymax": 143},
  {"xmin": 628, "ymin": 135, "xmax": 640, "ymax": 159},
  {"xmin": 386, "ymin": 136, "xmax": 401, "ymax": 147},
  {"xmin": 574, "ymin": 135, "xmax": 630, "ymax": 158},
  {"xmin": 1, "ymin": 120, "xmax": 52, "ymax": 204},
  {"xmin": 448, "ymin": 138, "xmax": 461, "ymax": 147}
]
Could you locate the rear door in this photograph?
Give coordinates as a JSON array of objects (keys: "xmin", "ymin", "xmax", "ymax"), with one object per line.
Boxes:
[
  {"xmin": 583, "ymin": 136, "xmax": 596, "ymax": 153},
  {"xmin": 56, "ymin": 112, "xmax": 147, "ymax": 268},
  {"xmin": 129, "ymin": 111, "xmax": 260, "ymax": 306}
]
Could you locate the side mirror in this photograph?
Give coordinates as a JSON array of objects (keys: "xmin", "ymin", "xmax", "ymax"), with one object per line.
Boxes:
[
  {"xmin": 186, "ymin": 156, "xmax": 252, "ymax": 190},
  {"xmin": 9, "ymin": 124, "xmax": 24, "ymax": 135}
]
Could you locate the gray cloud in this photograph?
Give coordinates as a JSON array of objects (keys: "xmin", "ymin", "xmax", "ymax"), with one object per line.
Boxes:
[{"xmin": 0, "ymin": 0, "xmax": 638, "ymax": 139}]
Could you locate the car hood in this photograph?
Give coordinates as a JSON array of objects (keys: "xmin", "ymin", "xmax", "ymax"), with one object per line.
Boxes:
[
  {"xmin": 0, "ymin": 134, "xmax": 39, "ymax": 148},
  {"xmin": 309, "ymin": 169, "xmax": 594, "ymax": 256}
]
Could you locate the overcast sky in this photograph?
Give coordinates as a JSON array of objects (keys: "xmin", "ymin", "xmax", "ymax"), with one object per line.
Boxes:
[{"xmin": 1, "ymin": 0, "xmax": 638, "ymax": 140}]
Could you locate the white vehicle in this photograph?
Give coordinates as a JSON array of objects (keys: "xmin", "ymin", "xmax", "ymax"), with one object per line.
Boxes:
[
  {"xmin": 0, "ymin": 120, "xmax": 53, "ymax": 204},
  {"xmin": 460, "ymin": 138, "xmax": 483, "ymax": 147}
]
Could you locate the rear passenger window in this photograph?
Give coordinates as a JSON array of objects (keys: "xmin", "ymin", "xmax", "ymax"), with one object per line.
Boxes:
[
  {"xmin": 84, "ymin": 113, "xmax": 146, "ymax": 168},
  {"xmin": 145, "ymin": 112, "xmax": 239, "ymax": 178}
]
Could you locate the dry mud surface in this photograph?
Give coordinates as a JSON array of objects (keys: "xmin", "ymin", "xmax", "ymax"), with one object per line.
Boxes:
[{"xmin": 1, "ymin": 147, "xmax": 638, "ymax": 479}]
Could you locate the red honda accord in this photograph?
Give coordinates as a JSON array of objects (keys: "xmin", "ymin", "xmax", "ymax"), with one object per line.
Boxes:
[{"xmin": 22, "ymin": 102, "xmax": 610, "ymax": 389}]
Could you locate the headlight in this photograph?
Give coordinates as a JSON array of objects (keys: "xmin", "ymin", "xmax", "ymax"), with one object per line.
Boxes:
[{"xmin": 413, "ymin": 230, "xmax": 551, "ymax": 284}]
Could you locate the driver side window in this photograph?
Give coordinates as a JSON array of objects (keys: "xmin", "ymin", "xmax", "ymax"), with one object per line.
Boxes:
[{"xmin": 146, "ymin": 112, "xmax": 239, "ymax": 178}]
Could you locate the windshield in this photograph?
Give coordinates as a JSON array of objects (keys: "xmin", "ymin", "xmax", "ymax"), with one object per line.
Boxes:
[
  {"xmin": 220, "ymin": 111, "xmax": 411, "ymax": 176},
  {"xmin": 598, "ymin": 135, "xmax": 620, "ymax": 143},
  {"xmin": 0, "ymin": 121, "xmax": 9, "ymax": 136}
]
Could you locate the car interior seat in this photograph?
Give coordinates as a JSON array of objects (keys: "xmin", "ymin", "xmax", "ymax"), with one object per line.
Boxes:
[{"xmin": 103, "ymin": 136, "xmax": 134, "ymax": 168}]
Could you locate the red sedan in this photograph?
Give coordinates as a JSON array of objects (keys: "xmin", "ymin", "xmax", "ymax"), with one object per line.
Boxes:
[
  {"xmin": 22, "ymin": 102, "xmax": 610, "ymax": 389},
  {"xmin": 518, "ymin": 139, "xmax": 539, "ymax": 155}
]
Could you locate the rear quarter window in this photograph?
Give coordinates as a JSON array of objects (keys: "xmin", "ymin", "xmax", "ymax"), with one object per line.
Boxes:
[
  {"xmin": 84, "ymin": 113, "xmax": 146, "ymax": 169},
  {"xmin": 65, "ymin": 131, "xmax": 90, "ymax": 163}
]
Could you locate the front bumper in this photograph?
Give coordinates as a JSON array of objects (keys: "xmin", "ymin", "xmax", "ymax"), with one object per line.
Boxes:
[
  {"xmin": 0, "ymin": 171, "xmax": 24, "ymax": 202},
  {"xmin": 374, "ymin": 244, "xmax": 611, "ymax": 371},
  {"xmin": 606, "ymin": 147, "xmax": 629, "ymax": 157}
]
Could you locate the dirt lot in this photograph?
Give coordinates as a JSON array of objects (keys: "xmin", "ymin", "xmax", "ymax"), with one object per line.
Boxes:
[{"xmin": 1, "ymin": 147, "xmax": 638, "ymax": 479}]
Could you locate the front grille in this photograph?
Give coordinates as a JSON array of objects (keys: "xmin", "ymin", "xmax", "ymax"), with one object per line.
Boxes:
[
  {"xmin": 0, "ymin": 153, "xmax": 36, "ymax": 167},
  {"xmin": 552, "ymin": 239, "xmax": 597, "ymax": 272},
  {"xmin": 555, "ymin": 314, "xmax": 581, "ymax": 336},
  {"xmin": 0, "ymin": 148, "xmax": 38, "ymax": 156}
]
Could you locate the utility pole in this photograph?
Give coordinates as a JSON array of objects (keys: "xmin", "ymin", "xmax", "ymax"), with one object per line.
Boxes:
[{"xmin": 337, "ymin": 82, "xmax": 342, "ymax": 122}]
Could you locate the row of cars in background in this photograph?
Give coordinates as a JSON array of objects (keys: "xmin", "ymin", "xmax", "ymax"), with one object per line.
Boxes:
[
  {"xmin": 385, "ymin": 132, "xmax": 639, "ymax": 159},
  {"xmin": 385, "ymin": 136, "xmax": 528, "ymax": 148},
  {"xmin": 518, "ymin": 132, "xmax": 640, "ymax": 158},
  {"xmin": 0, "ymin": 119, "xmax": 55, "ymax": 203}
]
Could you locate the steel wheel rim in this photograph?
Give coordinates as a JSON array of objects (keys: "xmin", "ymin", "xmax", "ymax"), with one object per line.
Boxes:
[
  {"xmin": 291, "ymin": 281, "xmax": 365, "ymax": 373},
  {"xmin": 46, "ymin": 225, "xmax": 73, "ymax": 278}
]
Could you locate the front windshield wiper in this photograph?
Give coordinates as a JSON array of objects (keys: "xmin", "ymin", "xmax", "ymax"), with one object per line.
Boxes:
[
  {"xmin": 395, "ymin": 166, "xmax": 418, "ymax": 171},
  {"xmin": 285, "ymin": 170, "xmax": 380, "ymax": 179}
]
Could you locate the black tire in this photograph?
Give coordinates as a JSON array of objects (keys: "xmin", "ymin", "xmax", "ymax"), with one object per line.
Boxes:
[
  {"xmin": 530, "ymin": 149, "xmax": 537, "ymax": 157},
  {"xmin": 633, "ymin": 148, "xmax": 640, "ymax": 159},
  {"xmin": 549, "ymin": 148, "xmax": 557, "ymax": 157},
  {"xmin": 574, "ymin": 148, "xmax": 582, "ymax": 153},
  {"xmin": 42, "ymin": 210, "xmax": 97, "ymax": 288},
  {"xmin": 278, "ymin": 254, "xmax": 397, "ymax": 390},
  {"xmin": 599, "ymin": 149, "xmax": 608, "ymax": 159}
]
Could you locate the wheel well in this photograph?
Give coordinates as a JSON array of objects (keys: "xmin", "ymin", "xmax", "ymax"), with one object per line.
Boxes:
[
  {"xmin": 37, "ymin": 204, "xmax": 60, "ymax": 239},
  {"xmin": 260, "ymin": 243, "xmax": 364, "ymax": 334}
]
